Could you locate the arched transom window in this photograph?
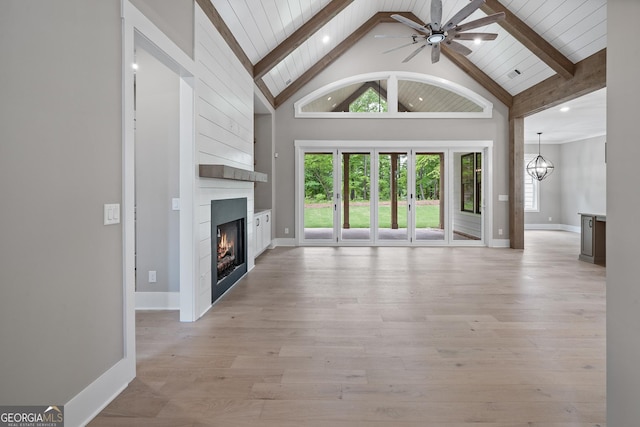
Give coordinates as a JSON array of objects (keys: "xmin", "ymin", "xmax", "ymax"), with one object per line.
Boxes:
[{"xmin": 295, "ymin": 72, "xmax": 493, "ymax": 119}]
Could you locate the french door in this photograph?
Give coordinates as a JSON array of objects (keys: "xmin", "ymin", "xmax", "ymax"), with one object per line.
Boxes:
[{"xmin": 299, "ymin": 143, "xmax": 489, "ymax": 246}]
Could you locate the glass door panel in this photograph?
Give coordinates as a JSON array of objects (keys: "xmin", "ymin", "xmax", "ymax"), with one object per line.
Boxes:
[
  {"xmin": 341, "ymin": 152, "xmax": 372, "ymax": 241},
  {"xmin": 453, "ymin": 151, "xmax": 483, "ymax": 242},
  {"xmin": 415, "ymin": 153, "xmax": 445, "ymax": 241},
  {"xmin": 378, "ymin": 152, "xmax": 408, "ymax": 241},
  {"xmin": 303, "ymin": 152, "xmax": 335, "ymax": 241}
]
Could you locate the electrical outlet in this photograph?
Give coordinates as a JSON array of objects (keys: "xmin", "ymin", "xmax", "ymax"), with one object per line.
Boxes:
[
  {"xmin": 148, "ymin": 271, "xmax": 157, "ymax": 283},
  {"xmin": 284, "ymin": 227, "xmax": 289, "ymax": 234},
  {"xmin": 498, "ymin": 228, "xmax": 503, "ymax": 236}
]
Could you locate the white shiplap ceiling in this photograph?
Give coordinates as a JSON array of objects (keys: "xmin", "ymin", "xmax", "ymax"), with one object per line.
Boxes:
[
  {"xmin": 525, "ymin": 87, "xmax": 606, "ymax": 144},
  {"xmin": 212, "ymin": 0, "xmax": 606, "ymax": 96},
  {"xmin": 214, "ymin": 0, "xmax": 607, "ymax": 141}
]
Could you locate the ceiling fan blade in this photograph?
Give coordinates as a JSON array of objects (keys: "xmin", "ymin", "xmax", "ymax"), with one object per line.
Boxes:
[
  {"xmin": 451, "ymin": 32, "xmax": 498, "ymax": 41},
  {"xmin": 444, "ymin": 40, "xmax": 473, "ymax": 56},
  {"xmin": 454, "ymin": 12, "xmax": 506, "ymax": 32},
  {"xmin": 431, "ymin": 43, "xmax": 441, "ymax": 63},
  {"xmin": 402, "ymin": 44, "xmax": 428, "ymax": 63},
  {"xmin": 382, "ymin": 41, "xmax": 419, "ymax": 54},
  {"xmin": 430, "ymin": 0, "xmax": 443, "ymax": 31},
  {"xmin": 443, "ymin": 0, "xmax": 485, "ymax": 31},
  {"xmin": 391, "ymin": 14, "xmax": 429, "ymax": 34}
]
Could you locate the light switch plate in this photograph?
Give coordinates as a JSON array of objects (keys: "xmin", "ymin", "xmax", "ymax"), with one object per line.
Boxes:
[
  {"xmin": 104, "ymin": 204, "xmax": 120, "ymax": 225},
  {"xmin": 172, "ymin": 198, "xmax": 180, "ymax": 211},
  {"xmin": 498, "ymin": 194, "xmax": 509, "ymax": 202}
]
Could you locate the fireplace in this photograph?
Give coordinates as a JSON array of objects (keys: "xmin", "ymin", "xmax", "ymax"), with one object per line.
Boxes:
[{"xmin": 211, "ymin": 198, "xmax": 247, "ymax": 303}]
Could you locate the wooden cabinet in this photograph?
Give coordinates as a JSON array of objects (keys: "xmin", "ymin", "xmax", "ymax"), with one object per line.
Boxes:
[
  {"xmin": 579, "ymin": 213, "xmax": 606, "ymax": 266},
  {"xmin": 254, "ymin": 209, "xmax": 272, "ymax": 257}
]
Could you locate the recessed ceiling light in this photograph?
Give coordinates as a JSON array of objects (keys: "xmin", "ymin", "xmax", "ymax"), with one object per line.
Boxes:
[
  {"xmin": 132, "ymin": 63, "xmax": 138, "ymax": 70},
  {"xmin": 418, "ymin": 97, "xmax": 423, "ymax": 102},
  {"xmin": 327, "ymin": 96, "xmax": 332, "ymax": 101},
  {"xmin": 560, "ymin": 106, "xmax": 570, "ymax": 112},
  {"xmin": 474, "ymin": 38, "xmax": 482, "ymax": 45},
  {"xmin": 322, "ymin": 35, "xmax": 330, "ymax": 44}
]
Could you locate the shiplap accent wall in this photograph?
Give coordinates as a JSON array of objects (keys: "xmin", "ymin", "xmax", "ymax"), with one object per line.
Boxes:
[{"xmin": 195, "ymin": 4, "xmax": 255, "ymax": 317}]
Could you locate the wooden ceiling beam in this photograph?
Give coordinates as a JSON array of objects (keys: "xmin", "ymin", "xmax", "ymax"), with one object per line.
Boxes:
[
  {"xmin": 254, "ymin": 0, "xmax": 355, "ymax": 81},
  {"xmin": 195, "ymin": 0, "xmax": 253, "ymax": 75},
  {"xmin": 255, "ymin": 78, "xmax": 276, "ymax": 109},
  {"xmin": 511, "ymin": 48, "xmax": 606, "ymax": 118},
  {"xmin": 481, "ymin": 0, "xmax": 575, "ymax": 80},
  {"xmin": 275, "ymin": 12, "xmax": 407, "ymax": 108},
  {"xmin": 441, "ymin": 46, "xmax": 513, "ymax": 107}
]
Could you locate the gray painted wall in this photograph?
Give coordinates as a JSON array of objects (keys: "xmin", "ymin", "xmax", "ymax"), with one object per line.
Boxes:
[
  {"xmin": 607, "ymin": 0, "xmax": 640, "ymax": 424},
  {"xmin": 524, "ymin": 136, "xmax": 606, "ymax": 228},
  {"xmin": 560, "ymin": 136, "xmax": 606, "ymax": 227},
  {"xmin": 273, "ymin": 22, "xmax": 510, "ymax": 241},
  {"xmin": 255, "ymin": 114, "xmax": 274, "ymax": 212},
  {"xmin": 130, "ymin": 0, "xmax": 194, "ymax": 58},
  {"xmin": 0, "ymin": 0, "xmax": 124, "ymax": 404},
  {"xmin": 135, "ymin": 47, "xmax": 180, "ymax": 293}
]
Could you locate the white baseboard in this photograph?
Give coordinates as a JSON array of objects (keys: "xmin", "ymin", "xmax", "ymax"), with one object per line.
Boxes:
[
  {"xmin": 525, "ymin": 223, "xmax": 580, "ymax": 233},
  {"xmin": 273, "ymin": 237, "xmax": 296, "ymax": 247},
  {"xmin": 525, "ymin": 223, "xmax": 562, "ymax": 230},
  {"xmin": 490, "ymin": 239, "xmax": 511, "ymax": 248},
  {"xmin": 135, "ymin": 291, "xmax": 180, "ymax": 310},
  {"xmin": 65, "ymin": 357, "xmax": 134, "ymax": 427},
  {"xmin": 560, "ymin": 224, "xmax": 580, "ymax": 233}
]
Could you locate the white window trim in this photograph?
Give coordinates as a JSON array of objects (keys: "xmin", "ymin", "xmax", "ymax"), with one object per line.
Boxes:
[
  {"xmin": 524, "ymin": 154, "xmax": 540, "ymax": 212},
  {"xmin": 294, "ymin": 71, "xmax": 493, "ymax": 119}
]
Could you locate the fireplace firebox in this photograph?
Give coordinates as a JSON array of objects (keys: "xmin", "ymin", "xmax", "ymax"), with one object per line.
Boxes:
[{"xmin": 211, "ymin": 198, "xmax": 247, "ymax": 303}]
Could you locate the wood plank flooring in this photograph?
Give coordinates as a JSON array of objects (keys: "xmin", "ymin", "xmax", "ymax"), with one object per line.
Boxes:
[{"xmin": 90, "ymin": 231, "xmax": 606, "ymax": 426}]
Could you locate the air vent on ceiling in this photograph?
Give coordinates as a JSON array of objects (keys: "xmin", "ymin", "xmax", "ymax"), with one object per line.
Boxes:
[{"xmin": 507, "ymin": 69, "xmax": 522, "ymax": 79}]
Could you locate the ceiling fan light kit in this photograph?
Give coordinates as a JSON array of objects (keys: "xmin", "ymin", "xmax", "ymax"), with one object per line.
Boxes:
[{"xmin": 377, "ymin": 0, "xmax": 505, "ymax": 64}]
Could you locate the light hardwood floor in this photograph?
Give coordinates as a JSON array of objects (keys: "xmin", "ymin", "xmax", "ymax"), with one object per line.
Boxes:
[{"xmin": 90, "ymin": 231, "xmax": 605, "ymax": 426}]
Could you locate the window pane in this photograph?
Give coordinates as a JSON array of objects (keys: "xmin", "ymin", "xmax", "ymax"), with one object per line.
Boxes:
[
  {"xmin": 461, "ymin": 153, "xmax": 475, "ymax": 212},
  {"xmin": 524, "ymin": 156, "xmax": 539, "ymax": 212},
  {"xmin": 341, "ymin": 153, "xmax": 371, "ymax": 240},
  {"xmin": 304, "ymin": 153, "xmax": 334, "ymax": 240},
  {"xmin": 301, "ymin": 81, "xmax": 388, "ymax": 113},
  {"xmin": 398, "ymin": 80, "xmax": 483, "ymax": 112},
  {"xmin": 349, "ymin": 86, "xmax": 388, "ymax": 113}
]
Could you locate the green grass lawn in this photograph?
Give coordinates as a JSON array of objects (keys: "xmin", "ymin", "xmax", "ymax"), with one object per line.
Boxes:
[{"xmin": 304, "ymin": 203, "xmax": 441, "ymax": 228}]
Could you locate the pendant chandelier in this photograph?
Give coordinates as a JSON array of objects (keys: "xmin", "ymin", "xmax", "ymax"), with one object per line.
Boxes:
[{"xmin": 527, "ymin": 132, "xmax": 554, "ymax": 181}]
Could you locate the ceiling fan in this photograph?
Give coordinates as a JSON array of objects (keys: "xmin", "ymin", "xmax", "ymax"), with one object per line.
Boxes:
[{"xmin": 376, "ymin": 0, "xmax": 506, "ymax": 64}]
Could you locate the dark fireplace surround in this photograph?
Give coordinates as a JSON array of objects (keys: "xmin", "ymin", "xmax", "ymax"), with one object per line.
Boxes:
[{"xmin": 211, "ymin": 198, "xmax": 247, "ymax": 303}]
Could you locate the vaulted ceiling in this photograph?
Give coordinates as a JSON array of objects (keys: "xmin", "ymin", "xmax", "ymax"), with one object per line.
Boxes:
[
  {"xmin": 194, "ymin": 0, "xmax": 607, "ymax": 249},
  {"xmin": 196, "ymin": 0, "xmax": 607, "ymax": 144},
  {"xmin": 201, "ymin": 0, "xmax": 606, "ymax": 112}
]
